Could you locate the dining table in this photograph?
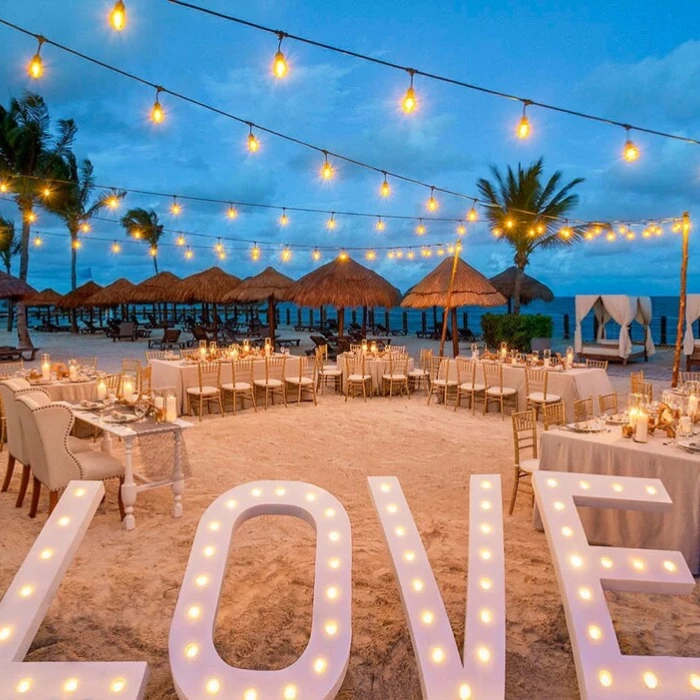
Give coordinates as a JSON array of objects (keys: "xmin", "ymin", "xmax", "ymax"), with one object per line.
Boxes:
[
  {"xmin": 336, "ymin": 353, "xmax": 415, "ymax": 395},
  {"xmin": 150, "ymin": 355, "xmax": 301, "ymax": 415},
  {"xmin": 535, "ymin": 425, "xmax": 700, "ymax": 573},
  {"xmin": 25, "ymin": 376, "xmax": 98, "ymax": 402},
  {"xmin": 445, "ymin": 358, "xmax": 613, "ymax": 421}
]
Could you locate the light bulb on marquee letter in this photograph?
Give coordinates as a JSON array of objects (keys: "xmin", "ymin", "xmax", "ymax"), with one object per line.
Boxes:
[{"xmin": 169, "ymin": 481, "xmax": 351, "ymax": 699}]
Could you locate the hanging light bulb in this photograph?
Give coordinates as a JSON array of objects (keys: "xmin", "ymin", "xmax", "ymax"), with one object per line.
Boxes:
[
  {"xmin": 184, "ymin": 247, "xmax": 194, "ymax": 260},
  {"xmin": 559, "ymin": 221, "xmax": 572, "ymax": 239},
  {"xmin": 273, "ymin": 32, "xmax": 288, "ymax": 78},
  {"xmin": 467, "ymin": 203, "xmax": 478, "ymax": 222},
  {"xmin": 170, "ymin": 196, "xmax": 182, "ymax": 216},
  {"xmin": 654, "ymin": 224, "xmax": 663, "ymax": 236},
  {"xmin": 535, "ymin": 222, "xmax": 546, "ymax": 234},
  {"xmin": 447, "ymin": 245, "xmax": 455, "ymax": 254},
  {"xmin": 281, "ymin": 245, "xmax": 292, "ymax": 262},
  {"xmin": 0, "ymin": 181, "xmax": 9, "ymax": 193},
  {"xmin": 395, "ymin": 249, "xmax": 403, "ymax": 259},
  {"xmin": 326, "ymin": 213, "xmax": 337, "ymax": 230},
  {"xmin": 218, "ymin": 250, "xmax": 226, "ymax": 261},
  {"xmin": 106, "ymin": 195, "xmax": 120, "ymax": 210},
  {"xmin": 365, "ymin": 249, "xmax": 376, "ymax": 261},
  {"xmin": 149, "ymin": 246, "xmax": 158, "ymax": 257},
  {"xmin": 72, "ymin": 239, "xmax": 82, "ymax": 250},
  {"xmin": 132, "ymin": 228, "xmax": 143, "ymax": 240},
  {"xmin": 387, "ymin": 251, "xmax": 395, "ymax": 260},
  {"xmin": 407, "ymin": 249, "xmax": 415, "ymax": 260},
  {"xmin": 426, "ymin": 186, "xmax": 438, "ymax": 212},
  {"xmin": 626, "ymin": 230, "xmax": 636, "ymax": 241},
  {"xmin": 214, "ymin": 238, "xmax": 223, "ymax": 253},
  {"xmin": 33, "ymin": 235, "xmax": 43, "ymax": 247},
  {"xmin": 247, "ymin": 124, "xmax": 259, "ymax": 152},
  {"xmin": 672, "ymin": 221, "xmax": 682, "ymax": 233},
  {"xmin": 584, "ymin": 229, "xmax": 595, "ymax": 240},
  {"xmin": 79, "ymin": 221, "xmax": 91, "ymax": 233},
  {"xmin": 41, "ymin": 185, "xmax": 52, "ymax": 198},
  {"xmin": 492, "ymin": 227, "xmax": 502, "ymax": 237},
  {"xmin": 424, "ymin": 247, "xmax": 433, "ymax": 257},
  {"xmin": 109, "ymin": 0, "xmax": 126, "ymax": 31},
  {"xmin": 436, "ymin": 247, "xmax": 445, "ymax": 256},
  {"xmin": 25, "ymin": 210, "xmax": 37, "ymax": 224},
  {"xmin": 380, "ymin": 173, "xmax": 391, "ymax": 198},
  {"xmin": 375, "ymin": 216, "xmax": 385, "ymax": 232},
  {"xmin": 606, "ymin": 231, "xmax": 616, "ymax": 242},
  {"xmin": 28, "ymin": 37, "xmax": 44, "ymax": 80},
  {"xmin": 111, "ymin": 241, "xmax": 121, "ymax": 253},
  {"xmin": 279, "ymin": 209, "xmax": 289, "ymax": 226},
  {"xmin": 175, "ymin": 234, "xmax": 185, "ymax": 246},
  {"xmin": 151, "ymin": 87, "xmax": 165, "ymax": 124},
  {"xmin": 339, "ymin": 250, "xmax": 349, "ymax": 261},
  {"xmin": 251, "ymin": 243, "xmax": 261, "ymax": 261},
  {"xmin": 622, "ymin": 126, "xmax": 640, "ymax": 162},
  {"xmin": 416, "ymin": 219, "xmax": 426, "ymax": 235},
  {"xmin": 312, "ymin": 247, "xmax": 321, "ymax": 261},
  {"xmin": 457, "ymin": 222, "xmax": 466, "ymax": 236},
  {"xmin": 226, "ymin": 204, "xmax": 238, "ymax": 219},
  {"xmin": 320, "ymin": 151, "xmax": 334, "ymax": 180},
  {"xmin": 402, "ymin": 69, "xmax": 417, "ymax": 113},
  {"xmin": 516, "ymin": 100, "xmax": 531, "ymax": 139},
  {"xmin": 505, "ymin": 217, "xmax": 515, "ymax": 229}
]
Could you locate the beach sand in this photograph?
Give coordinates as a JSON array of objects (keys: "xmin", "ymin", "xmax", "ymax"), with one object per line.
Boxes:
[{"xmin": 0, "ymin": 332, "xmax": 695, "ymax": 698}]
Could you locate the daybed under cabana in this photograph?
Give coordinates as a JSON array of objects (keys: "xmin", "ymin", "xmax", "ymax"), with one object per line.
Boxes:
[
  {"xmin": 683, "ymin": 294, "xmax": 700, "ymax": 370},
  {"xmin": 574, "ymin": 295, "xmax": 655, "ymax": 365}
]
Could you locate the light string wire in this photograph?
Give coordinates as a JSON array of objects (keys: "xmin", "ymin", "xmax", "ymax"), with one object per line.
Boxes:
[
  {"xmin": 0, "ymin": 17, "xmax": 685, "ymax": 229},
  {"xmin": 167, "ymin": 0, "xmax": 700, "ymax": 147}
]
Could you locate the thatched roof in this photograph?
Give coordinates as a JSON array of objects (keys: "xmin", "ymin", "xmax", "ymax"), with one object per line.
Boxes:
[
  {"xmin": 172, "ymin": 267, "xmax": 242, "ymax": 304},
  {"xmin": 0, "ymin": 272, "xmax": 37, "ymax": 300},
  {"xmin": 224, "ymin": 266, "xmax": 293, "ymax": 303},
  {"xmin": 24, "ymin": 288, "xmax": 63, "ymax": 306},
  {"xmin": 288, "ymin": 256, "xmax": 400, "ymax": 308},
  {"xmin": 84, "ymin": 278, "xmax": 137, "ymax": 306},
  {"xmin": 489, "ymin": 266, "xmax": 554, "ymax": 305},
  {"xmin": 401, "ymin": 256, "xmax": 506, "ymax": 309},
  {"xmin": 57, "ymin": 281, "xmax": 103, "ymax": 309},
  {"xmin": 128, "ymin": 271, "xmax": 182, "ymax": 303}
]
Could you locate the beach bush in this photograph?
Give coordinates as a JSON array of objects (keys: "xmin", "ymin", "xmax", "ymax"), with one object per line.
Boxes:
[{"xmin": 480, "ymin": 313, "xmax": 553, "ymax": 351}]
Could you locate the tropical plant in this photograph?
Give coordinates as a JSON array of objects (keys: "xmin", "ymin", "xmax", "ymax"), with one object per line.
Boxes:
[
  {"xmin": 477, "ymin": 157, "xmax": 584, "ymax": 314},
  {"xmin": 120, "ymin": 207, "xmax": 163, "ymax": 274},
  {"xmin": 0, "ymin": 93, "xmax": 76, "ymax": 345},
  {"xmin": 0, "ymin": 216, "xmax": 22, "ymax": 331},
  {"xmin": 46, "ymin": 153, "xmax": 125, "ymax": 331}
]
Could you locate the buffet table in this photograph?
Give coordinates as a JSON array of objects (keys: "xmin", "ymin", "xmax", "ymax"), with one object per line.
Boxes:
[
  {"xmin": 536, "ymin": 426, "xmax": 700, "ymax": 573},
  {"xmin": 150, "ymin": 357, "xmax": 301, "ymax": 415}
]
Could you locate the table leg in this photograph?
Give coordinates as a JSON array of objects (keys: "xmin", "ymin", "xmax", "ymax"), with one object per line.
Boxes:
[
  {"xmin": 171, "ymin": 430, "xmax": 184, "ymax": 518},
  {"xmin": 101, "ymin": 429, "xmax": 113, "ymax": 455},
  {"xmin": 121, "ymin": 438, "xmax": 137, "ymax": 530}
]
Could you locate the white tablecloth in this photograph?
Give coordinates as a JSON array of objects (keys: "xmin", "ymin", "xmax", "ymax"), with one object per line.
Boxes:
[
  {"xmin": 150, "ymin": 357, "xmax": 301, "ymax": 414},
  {"xmin": 33, "ymin": 379, "xmax": 97, "ymax": 403},
  {"xmin": 537, "ymin": 427, "xmax": 700, "ymax": 573},
  {"xmin": 445, "ymin": 359, "xmax": 613, "ymax": 421},
  {"xmin": 336, "ymin": 354, "xmax": 415, "ymax": 395}
]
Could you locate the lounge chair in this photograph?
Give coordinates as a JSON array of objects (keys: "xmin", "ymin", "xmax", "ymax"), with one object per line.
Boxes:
[
  {"xmin": 0, "ymin": 346, "xmax": 40, "ymax": 362},
  {"xmin": 148, "ymin": 328, "xmax": 183, "ymax": 349},
  {"xmin": 107, "ymin": 321, "xmax": 136, "ymax": 342}
]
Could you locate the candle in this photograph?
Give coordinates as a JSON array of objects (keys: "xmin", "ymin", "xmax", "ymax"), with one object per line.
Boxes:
[
  {"xmin": 199, "ymin": 346, "xmax": 207, "ymax": 359},
  {"xmin": 500, "ymin": 342, "xmax": 508, "ymax": 361},
  {"xmin": 154, "ymin": 395, "xmax": 164, "ymax": 410},
  {"xmin": 123, "ymin": 379, "xmax": 134, "ymax": 403},
  {"xmin": 97, "ymin": 380, "xmax": 107, "ymax": 400},
  {"xmin": 689, "ymin": 395, "xmax": 698, "ymax": 420},
  {"xmin": 41, "ymin": 361, "xmax": 50, "ymax": 381},
  {"xmin": 680, "ymin": 415, "xmax": 692, "ymax": 437},
  {"xmin": 635, "ymin": 412, "xmax": 649, "ymax": 443},
  {"xmin": 69, "ymin": 364, "xmax": 77, "ymax": 381},
  {"xmin": 165, "ymin": 394, "xmax": 177, "ymax": 422},
  {"xmin": 544, "ymin": 357, "xmax": 551, "ymax": 368},
  {"xmin": 232, "ymin": 348, "xmax": 239, "ymax": 360}
]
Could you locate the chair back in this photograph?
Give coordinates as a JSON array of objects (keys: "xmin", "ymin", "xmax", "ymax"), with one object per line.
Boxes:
[
  {"xmin": 139, "ymin": 365, "xmax": 152, "ymax": 396},
  {"xmin": 315, "ymin": 344, "xmax": 329, "ymax": 364},
  {"xmin": 264, "ymin": 356, "xmax": 286, "ymax": 383},
  {"xmin": 512, "ymin": 409, "xmax": 538, "ymax": 466},
  {"xmin": 585, "ymin": 359, "xmax": 608, "ymax": 370},
  {"xmin": 146, "ymin": 351, "xmax": 165, "ymax": 362},
  {"xmin": 543, "ymin": 401, "xmax": 566, "ymax": 430},
  {"xmin": 680, "ymin": 371, "xmax": 700, "ymax": 385},
  {"xmin": 231, "ymin": 358, "xmax": 255, "ymax": 386},
  {"xmin": 598, "ymin": 393, "xmax": 618, "ymax": 415},
  {"xmin": 391, "ymin": 345, "xmax": 406, "ymax": 355},
  {"xmin": 428, "ymin": 356, "xmax": 450, "ymax": 382},
  {"xmin": 197, "ymin": 361, "xmax": 221, "ymax": 389},
  {"xmin": 349, "ymin": 344, "xmax": 363, "ymax": 354},
  {"xmin": 76, "ymin": 357, "xmax": 98, "ymax": 370},
  {"xmin": 419, "ymin": 348, "xmax": 433, "ymax": 372},
  {"xmin": 164, "ymin": 329, "xmax": 181, "ymax": 343},
  {"xmin": 345, "ymin": 353, "xmax": 366, "ymax": 378},
  {"xmin": 525, "ymin": 368, "xmax": 549, "ymax": 399},
  {"xmin": 456, "ymin": 357, "xmax": 477, "ymax": 385},
  {"xmin": 482, "ymin": 362, "xmax": 504, "ymax": 391},
  {"xmin": 122, "ymin": 358, "xmax": 141, "ymax": 379},
  {"xmin": 389, "ymin": 352, "xmax": 408, "ymax": 377},
  {"xmin": 15, "ymin": 396, "xmax": 82, "ymax": 490},
  {"xmin": 103, "ymin": 373, "xmax": 122, "ymax": 397},
  {"xmin": 639, "ymin": 382, "xmax": 653, "ymax": 403},
  {"xmin": 0, "ymin": 379, "xmax": 31, "ymax": 461},
  {"xmin": 573, "ymin": 396, "xmax": 594, "ymax": 422},
  {"xmin": 298, "ymin": 355, "xmax": 318, "ymax": 383},
  {"xmin": 0, "ymin": 360, "xmax": 24, "ymax": 378},
  {"xmin": 630, "ymin": 370, "xmax": 645, "ymax": 394}
]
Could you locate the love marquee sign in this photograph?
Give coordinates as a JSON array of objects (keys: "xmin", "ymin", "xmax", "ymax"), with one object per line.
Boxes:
[{"xmin": 0, "ymin": 472, "xmax": 697, "ymax": 699}]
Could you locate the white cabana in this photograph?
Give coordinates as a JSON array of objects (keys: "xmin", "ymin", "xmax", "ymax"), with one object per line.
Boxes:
[
  {"xmin": 683, "ymin": 294, "xmax": 700, "ymax": 355},
  {"xmin": 574, "ymin": 295, "xmax": 655, "ymax": 362}
]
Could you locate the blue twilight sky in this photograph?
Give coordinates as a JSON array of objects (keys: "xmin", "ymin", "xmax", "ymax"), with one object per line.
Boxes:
[{"xmin": 0, "ymin": 0, "xmax": 698, "ymax": 296}]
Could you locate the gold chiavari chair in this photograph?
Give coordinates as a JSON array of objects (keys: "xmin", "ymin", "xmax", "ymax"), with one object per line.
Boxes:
[
  {"xmin": 382, "ymin": 353, "xmax": 410, "ymax": 399},
  {"xmin": 349, "ymin": 344, "xmax": 364, "ymax": 354},
  {"xmin": 630, "ymin": 369, "xmax": 645, "ymax": 394},
  {"xmin": 573, "ymin": 396, "xmax": 594, "ymax": 422},
  {"xmin": 408, "ymin": 348, "xmax": 432, "ymax": 395},
  {"xmin": 680, "ymin": 371, "xmax": 700, "ymax": 385},
  {"xmin": 221, "ymin": 359, "xmax": 256, "ymax": 414},
  {"xmin": 483, "ymin": 362, "xmax": 518, "ymax": 419},
  {"xmin": 598, "ymin": 393, "xmax": 618, "ymax": 416},
  {"xmin": 138, "ymin": 365, "xmax": 152, "ymax": 397},
  {"xmin": 391, "ymin": 345, "xmax": 406, "ymax": 355},
  {"xmin": 121, "ymin": 359, "xmax": 141, "ymax": 387},
  {"xmin": 586, "ymin": 358, "xmax": 609, "ymax": 371},
  {"xmin": 285, "ymin": 355, "xmax": 318, "ymax": 406},
  {"xmin": 542, "ymin": 401, "xmax": 566, "ymax": 431},
  {"xmin": 75, "ymin": 356, "xmax": 98, "ymax": 370},
  {"xmin": 455, "ymin": 357, "xmax": 485, "ymax": 413},
  {"xmin": 345, "ymin": 354, "xmax": 372, "ymax": 402},
  {"xmin": 103, "ymin": 372, "xmax": 122, "ymax": 397},
  {"xmin": 525, "ymin": 368, "xmax": 561, "ymax": 418},
  {"xmin": 0, "ymin": 361, "xmax": 24, "ymax": 378},
  {"xmin": 254, "ymin": 356, "xmax": 287, "ymax": 410},
  {"xmin": 145, "ymin": 350, "xmax": 166, "ymax": 362},
  {"xmin": 509, "ymin": 409, "xmax": 540, "ymax": 514},
  {"xmin": 186, "ymin": 361, "xmax": 224, "ymax": 421},
  {"xmin": 427, "ymin": 356, "xmax": 457, "ymax": 408},
  {"xmin": 639, "ymin": 382, "xmax": 653, "ymax": 403},
  {"xmin": 316, "ymin": 345, "xmax": 342, "ymax": 393}
]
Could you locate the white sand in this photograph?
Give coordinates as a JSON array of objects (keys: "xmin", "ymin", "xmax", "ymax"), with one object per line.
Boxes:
[{"xmin": 0, "ymin": 333, "xmax": 695, "ymax": 699}]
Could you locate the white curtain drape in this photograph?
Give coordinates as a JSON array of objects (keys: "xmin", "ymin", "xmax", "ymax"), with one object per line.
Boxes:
[
  {"xmin": 574, "ymin": 295, "xmax": 600, "ymax": 352},
  {"xmin": 601, "ymin": 295, "xmax": 637, "ymax": 358},
  {"xmin": 635, "ymin": 296, "xmax": 656, "ymax": 356},
  {"xmin": 684, "ymin": 294, "xmax": 700, "ymax": 355}
]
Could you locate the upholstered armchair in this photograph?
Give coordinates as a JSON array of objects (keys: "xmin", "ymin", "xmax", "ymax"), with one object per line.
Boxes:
[{"xmin": 15, "ymin": 396, "xmax": 126, "ymax": 518}]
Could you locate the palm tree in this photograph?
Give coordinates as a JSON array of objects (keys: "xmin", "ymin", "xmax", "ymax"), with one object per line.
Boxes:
[
  {"xmin": 120, "ymin": 208, "xmax": 163, "ymax": 274},
  {"xmin": 477, "ymin": 157, "xmax": 584, "ymax": 314},
  {"xmin": 0, "ymin": 93, "xmax": 76, "ymax": 345},
  {"xmin": 46, "ymin": 154, "xmax": 125, "ymax": 331},
  {"xmin": 0, "ymin": 217, "xmax": 21, "ymax": 330}
]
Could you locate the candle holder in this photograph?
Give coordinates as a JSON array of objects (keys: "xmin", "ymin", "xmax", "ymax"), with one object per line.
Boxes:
[{"xmin": 500, "ymin": 342, "xmax": 508, "ymax": 362}]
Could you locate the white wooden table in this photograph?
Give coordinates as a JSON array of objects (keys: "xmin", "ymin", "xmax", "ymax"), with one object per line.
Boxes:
[{"xmin": 74, "ymin": 411, "xmax": 193, "ymax": 530}]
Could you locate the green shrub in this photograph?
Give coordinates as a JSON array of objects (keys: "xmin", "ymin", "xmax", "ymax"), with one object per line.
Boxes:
[{"xmin": 480, "ymin": 313, "xmax": 553, "ymax": 352}]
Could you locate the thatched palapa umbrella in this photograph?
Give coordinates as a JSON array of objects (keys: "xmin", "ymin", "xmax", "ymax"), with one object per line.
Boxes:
[
  {"xmin": 173, "ymin": 267, "xmax": 241, "ymax": 332},
  {"xmin": 85, "ymin": 278, "xmax": 137, "ymax": 307},
  {"xmin": 57, "ymin": 281, "xmax": 103, "ymax": 309},
  {"xmin": 489, "ymin": 266, "xmax": 553, "ymax": 313},
  {"xmin": 128, "ymin": 271, "xmax": 181, "ymax": 327},
  {"xmin": 288, "ymin": 256, "xmax": 400, "ymax": 336},
  {"xmin": 0, "ymin": 272, "xmax": 36, "ymax": 300},
  {"xmin": 24, "ymin": 288, "xmax": 63, "ymax": 325},
  {"xmin": 401, "ymin": 256, "xmax": 505, "ymax": 357},
  {"xmin": 224, "ymin": 266, "xmax": 293, "ymax": 342}
]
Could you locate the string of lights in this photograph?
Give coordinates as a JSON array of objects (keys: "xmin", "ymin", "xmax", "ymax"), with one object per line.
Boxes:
[
  {"xmin": 0, "ymin": 17, "xmax": 684, "ymax": 231},
  {"xmin": 166, "ymin": 0, "xmax": 700, "ymax": 154}
]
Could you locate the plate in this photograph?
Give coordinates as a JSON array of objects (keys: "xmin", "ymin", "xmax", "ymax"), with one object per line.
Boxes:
[
  {"xmin": 73, "ymin": 401, "xmax": 106, "ymax": 411},
  {"xmin": 606, "ymin": 413, "xmax": 627, "ymax": 425},
  {"xmin": 677, "ymin": 439, "xmax": 700, "ymax": 454},
  {"xmin": 566, "ymin": 422, "xmax": 606, "ymax": 433},
  {"xmin": 104, "ymin": 413, "xmax": 139, "ymax": 424}
]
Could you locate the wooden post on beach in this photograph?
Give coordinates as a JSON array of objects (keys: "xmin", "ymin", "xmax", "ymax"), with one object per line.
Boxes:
[
  {"xmin": 672, "ymin": 212, "xmax": 691, "ymax": 387},
  {"xmin": 440, "ymin": 247, "xmax": 462, "ymax": 358}
]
